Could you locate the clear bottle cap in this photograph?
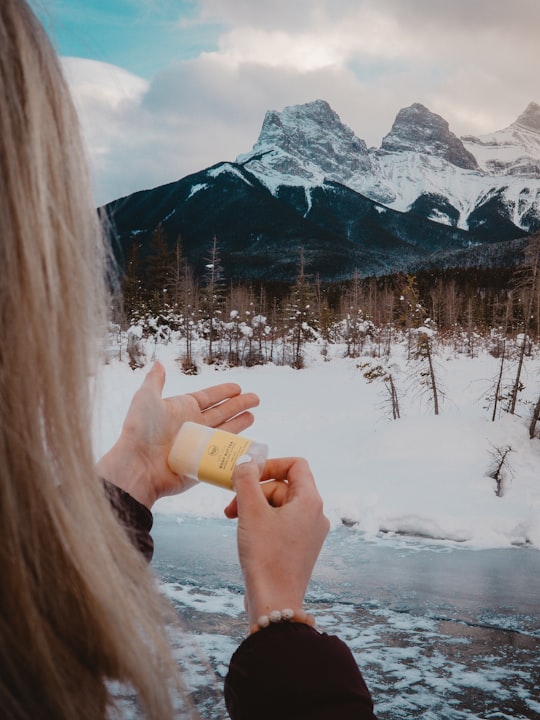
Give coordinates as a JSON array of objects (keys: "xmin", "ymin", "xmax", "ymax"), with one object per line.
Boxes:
[{"xmin": 168, "ymin": 421, "xmax": 268, "ymax": 491}]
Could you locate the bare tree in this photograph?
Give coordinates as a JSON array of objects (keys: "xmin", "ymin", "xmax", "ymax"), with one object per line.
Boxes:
[
  {"xmin": 509, "ymin": 232, "xmax": 540, "ymax": 413},
  {"xmin": 415, "ymin": 329, "xmax": 441, "ymax": 415},
  {"xmin": 126, "ymin": 327, "xmax": 145, "ymax": 370},
  {"xmin": 488, "ymin": 444, "xmax": 513, "ymax": 497},
  {"xmin": 491, "ymin": 339, "xmax": 506, "ymax": 422},
  {"xmin": 529, "ymin": 396, "xmax": 540, "ymax": 439}
]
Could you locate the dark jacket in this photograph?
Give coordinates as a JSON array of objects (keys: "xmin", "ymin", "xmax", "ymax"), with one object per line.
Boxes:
[
  {"xmin": 225, "ymin": 622, "xmax": 377, "ymax": 719},
  {"xmin": 110, "ymin": 484, "xmax": 378, "ymax": 719}
]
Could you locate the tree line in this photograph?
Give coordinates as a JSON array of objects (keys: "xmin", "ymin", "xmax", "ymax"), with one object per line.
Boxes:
[
  {"xmin": 116, "ymin": 227, "xmax": 540, "ymax": 368},
  {"xmin": 110, "ymin": 230, "xmax": 540, "ymax": 457}
]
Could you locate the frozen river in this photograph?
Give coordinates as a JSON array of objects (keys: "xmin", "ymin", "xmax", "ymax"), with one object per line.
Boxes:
[{"xmin": 151, "ymin": 515, "xmax": 540, "ymax": 720}]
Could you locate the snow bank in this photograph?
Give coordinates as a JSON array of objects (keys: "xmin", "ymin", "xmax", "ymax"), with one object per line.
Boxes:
[{"xmin": 94, "ymin": 341, "xmax": 540, "ymax": 550}]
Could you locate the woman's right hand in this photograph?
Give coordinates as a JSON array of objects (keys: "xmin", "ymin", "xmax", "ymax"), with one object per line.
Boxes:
[{"xmin": 224, "ymin": 457, "xmax": 330, "ymax": 626}]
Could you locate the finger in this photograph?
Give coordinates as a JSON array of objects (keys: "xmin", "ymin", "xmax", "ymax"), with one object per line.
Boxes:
[
  {"xmin": 189, "ymin": 383, "xmax": 242, "ymax": 411},
  {"xmin": 140, "ymin": 360, "xmax": 166, "ymax": 396},
  {"xmin": 264, "ymin": 480, "xmax": 291, "ymax": 507},
  {"xmin": 218, "ymin": 410, "xmax": 255, "ymax": 434},
  {"xmin": 224, "ymin": 479, "xmax": 288, "ymax": 518},
  {"xmin": 225, "ymin": 458, "xmax": 312, "ymax": 519},
  {"xmin": 263, "ymin": 457, "xmax": 322, "ymax": 507},
  {"xmin": 232, "ymin": 460, "xmax": 267, "ymax": 516},
  {"xmin": 223, "ymin": 497, "xmax": 238, "ymax": 519},
  {"xmin": 261, "ymin": 457, "xmax": 315, "ymax": 488},
  {"xmin": 201, "ymin": 392, "xmax": 260, "ymax": 427}
]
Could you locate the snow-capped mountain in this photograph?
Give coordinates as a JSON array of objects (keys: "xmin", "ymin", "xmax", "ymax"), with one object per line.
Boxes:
[
  {"xmin": 236, "ymin": 100, "xmax": 375, "ymax": 191},
  {"xmin": 104, "ymin": 99, "xmax": 540, "ymax": 284},
  {"xmin": 462, "ymin": 102, "xmax": 540, "ymax": 177},
  {"xmin": 237, "ymin": 99, "xmax": 540, "ymax": 237},
  {"xmin": 236, "ymin": 99, "xmax": 391, "ymax": 204}
]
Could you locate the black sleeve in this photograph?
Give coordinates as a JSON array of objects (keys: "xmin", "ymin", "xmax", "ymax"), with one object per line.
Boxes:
[
  {"xmin": 224, "ymin": 622, "xmax": 378, "ymax": 720},
  {"xmin": 102, "ymin": 479, "xmax": 155, "ymax": 562}
]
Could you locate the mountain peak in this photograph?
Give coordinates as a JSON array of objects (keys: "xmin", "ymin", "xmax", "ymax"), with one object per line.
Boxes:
[
  {"xmin": 237, "ymin": 99, "xmax": 373, "ymax": 188},
  {"xmin": 274, "ymin": 98, "xmax": 336, "ymax": 123},
  {"xmin": 247, "ymin": 99, "xmax": 369, "ymax": 157},
  {"xmin": 381, "ymin": 103, "xmax": 479, "ymax": 170},
  {"xmin": 514, "ymin": 102, "xmax": 540, "ymax": 133}
]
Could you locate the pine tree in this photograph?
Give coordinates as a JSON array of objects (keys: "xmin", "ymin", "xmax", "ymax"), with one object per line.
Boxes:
[
  {"xmin": 395, "ymin": 274, "xmax": 426, "ymax": 360},
  {"xmin": 342, "ymin": 269, "xmax": 369, "ymax": 358},
  {"xmin": 201, "ymin": 235, "xmax": 226, "ymax": 364},
  {"xmin": 169, "ymin": 235, "xmax": 185, "ymax": 310},
  {"xmin": 284, "ymin": 248, "xmax": 317, "ymax": 369},
  {"xmin": 179, "ymin": 263, "xmax": 198, "ymax": 374},
  {"xmin": 146, "ymin": 224, "xmax": 174, "ymax": 308},
  {"xmin": 123, "ymin": 237, "xmax": 144, "ymax": 321},
  {"xmin": 360, "ymin": 361, "xmax": 401, "ymax": 420}
]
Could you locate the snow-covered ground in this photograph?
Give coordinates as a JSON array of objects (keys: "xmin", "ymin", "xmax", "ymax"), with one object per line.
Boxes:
[
  {"xmin": 97, "ymin": 336, "xmax": 540, "ymax": 719},
  {"xmin": 94, "ymin": 336, "xmax": 540, "ymax": 550}
]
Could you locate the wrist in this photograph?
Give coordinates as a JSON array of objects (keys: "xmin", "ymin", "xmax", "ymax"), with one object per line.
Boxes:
[
  {"xmin": 248, "ymin": 608, "xmax": 317, "ymax": 636},
  {"xmin": 245, "ymin": 589, "xmax": 306, "ymax": 626},
  {"xmin": 96, "ymin": 440, "xmax": 157, "ymax": 509}
]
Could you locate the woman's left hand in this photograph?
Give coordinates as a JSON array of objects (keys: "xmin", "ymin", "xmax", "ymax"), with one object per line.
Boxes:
[{"xmin": 96, "ymin": 361, "xmax": 259, "ymax": 508}]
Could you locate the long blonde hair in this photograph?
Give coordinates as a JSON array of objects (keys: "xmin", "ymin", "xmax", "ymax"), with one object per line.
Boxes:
[{"xmin": 0, "ymin": 2, "xmax": 188, "ymax": 717}]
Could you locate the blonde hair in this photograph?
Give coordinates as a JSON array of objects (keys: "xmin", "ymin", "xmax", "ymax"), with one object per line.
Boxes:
[{"xmin": 0, "ymin": 2, "xmax": 189, "ymax": 717}]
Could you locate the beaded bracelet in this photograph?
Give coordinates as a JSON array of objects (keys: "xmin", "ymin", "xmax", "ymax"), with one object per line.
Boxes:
[{"xmin": 249, "ymin": 608, "xmax": 317, "ymax": 635}]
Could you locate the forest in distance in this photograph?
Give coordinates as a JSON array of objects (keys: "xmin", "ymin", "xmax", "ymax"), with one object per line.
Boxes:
[
  {"xmin": 118, "ymin": 228, "xmax": 540, "ymax": 351},
  {"xmin": 110, "ymin": 231, "xmax": 540, "ymax": 439}
]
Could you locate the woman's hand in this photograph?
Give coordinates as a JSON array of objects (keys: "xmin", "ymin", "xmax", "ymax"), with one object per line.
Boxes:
[
  {"xmin": 96, "ymin": 361, "xmax": 259, "ymax": 508},
  {"xmin": 224, "ymin": 457, "xmax": 330, "ymax": 626}
]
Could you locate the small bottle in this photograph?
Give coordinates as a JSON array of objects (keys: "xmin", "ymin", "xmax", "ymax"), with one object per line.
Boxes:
[{"xmin": 168, "ymin": 421, "xmax": 268, "ymax": 491}]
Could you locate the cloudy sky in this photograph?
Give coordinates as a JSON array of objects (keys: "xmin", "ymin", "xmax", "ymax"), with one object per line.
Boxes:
[{"xmin": 36, "ymin": 0, "xmax": 539, "ymax": 206}]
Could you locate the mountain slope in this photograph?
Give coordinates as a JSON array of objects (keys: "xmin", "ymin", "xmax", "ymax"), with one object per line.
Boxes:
[{"xmin": 106, "ymin": 161, "xmax": 513, "ymax": 283}]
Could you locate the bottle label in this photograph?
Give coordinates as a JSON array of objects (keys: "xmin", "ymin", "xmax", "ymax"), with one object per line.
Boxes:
[{"xmin": 197, "ymin": 430, "xmax": 253, "ymax": 490}]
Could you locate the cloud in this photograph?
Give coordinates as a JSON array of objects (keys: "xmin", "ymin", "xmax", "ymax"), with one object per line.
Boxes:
[
  {"xmin": 195, "ymin": 0, "xmax": 540, "ymax": 40},
  {"xmin": 63, "ymin": 55, "xmax": 392, "ymax": 205},
  {"xmin": 62, "ymin": 0, "xmax": 539, "ymax": 205}
]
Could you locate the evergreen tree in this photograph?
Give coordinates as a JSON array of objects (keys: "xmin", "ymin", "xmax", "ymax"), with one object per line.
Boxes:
[
  {"xmin": 342, "ymin": 269, "xmax": 370, "ymax": 358},
  {"xmin": 395, "ymin": 274, "xmax": 427, "ymax": 360},
  {"xmin": 169, "ymin": 235, "xmax": 185, "ymax": 310},
  {"xmin": 283, "ymin": 248, "xmax": 317, "ymax": 369},
  {"xmin": 146, "ymin": 224, "xmax": 174, "ymax": 308},
  {"xmin": 201, "ymin": 235, "xmax": 226, "ymax": 364},
  {"xmin": 179, "ymin": 263, "xmax": 198, "ymax": 374},
  {"xmin": 123, "ymin": 237, "xmax": 144, "ymax": 321}
]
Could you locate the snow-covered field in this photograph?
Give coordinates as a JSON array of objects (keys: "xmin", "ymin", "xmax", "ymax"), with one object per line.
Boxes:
[
  {"xmin": 95, "ymin": 337, "xmax": 540, "ymax": 550},
  {"xmin": 96, "ymin": 335, "xmax": 540, "ymax": 719}
]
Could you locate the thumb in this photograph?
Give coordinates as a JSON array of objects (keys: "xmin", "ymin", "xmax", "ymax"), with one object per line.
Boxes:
[
  {"xmin": 142, "ymin": 360, "xmax": 166, "ymax": 395},
  {"xmin": 233, "ymin": 460, "xmax": 265, "ymax": 516}
]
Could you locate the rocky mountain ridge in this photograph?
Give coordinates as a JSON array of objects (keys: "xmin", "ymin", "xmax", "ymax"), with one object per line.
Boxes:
[
  {"xmin": 238, "ymin": 99, "xmax": 540, "ymax": 234},
  {"xmin": 380, "ymin": 102, "xmax": 479, "ymax": 170},
  {"xmin": 105, "ymin": 99, "xmax": 540, "ymax": 284},
  {"xmin": 462, "ymin": 101, "xmax": 540, "ymax": 179}
]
